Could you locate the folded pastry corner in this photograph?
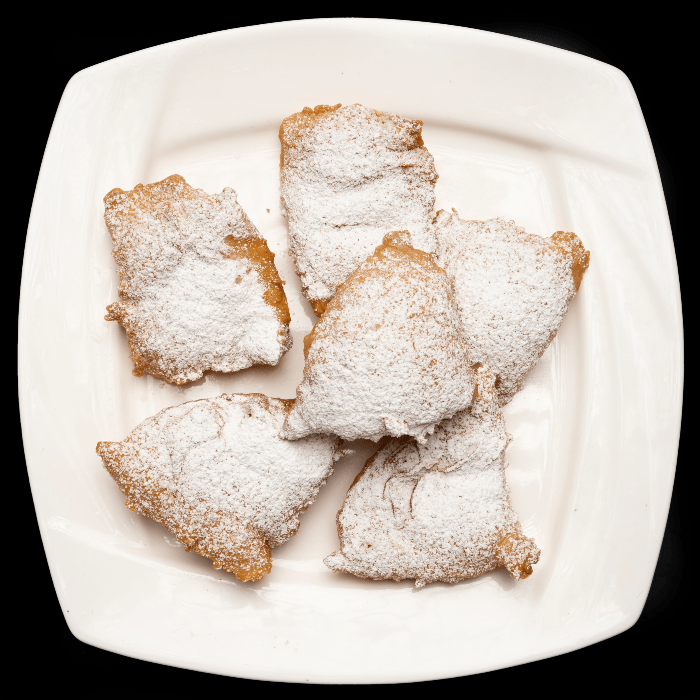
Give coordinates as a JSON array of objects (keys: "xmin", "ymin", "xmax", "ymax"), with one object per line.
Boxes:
[
  {"xmin": 97, "ymin": 393, "xmax": 342, "ymax": 581},
  {"xmin": 433, "ymin": 210, "xmax": 590, "ymax": 405}
]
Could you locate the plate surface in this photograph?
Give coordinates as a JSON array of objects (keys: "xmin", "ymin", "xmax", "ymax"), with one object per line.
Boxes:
[{"xmin": 20, "ymin": 19, "xmax": 682, "ymax": 683}]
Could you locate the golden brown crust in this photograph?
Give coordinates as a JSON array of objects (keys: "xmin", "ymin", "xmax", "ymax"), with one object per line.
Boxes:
[
  {"xmin": 97, "ymin": 438, "xmax": 272, "ymax": 581},
  {"xmin": 103, "ymin": 175, "xmax": 292, "ymax": 384},
  {"xmin": 279, "ymin": 104, "xmax": 427, "ymax": 173},
  {"xmin": 104, "ymin": 174, "xmax": 203, "ymax": 219},
  {"xmin": 282, "ymin": 231, "xmax": 474, "ymax": 442},
  {"xmin": 303, "ymin": 232, "xmax": 455, "ymax": 358},
  {"xmin": 551, "ymin": 230, "xmax": 591, "ymax": 292},
  {"xmin": 279, "ymin": 104, "xmax": 438, "ymax": 309},
  {"xmin": 309, "ymin": 299, "xmax": 328, "ymax": 317},
  {"xmin": 97, "ymin": 392, "xmax": 341, "ymax": 581},
  {"xmin": 325, "ymin": 367, "xmax": 540, "ymax": 586},
  {"xmin": 498, "ymin": 532, "xmax": 539, "ymax": 579},
  {"xmin": 434, "ymin": 212, "xmax": 590, "ymax": 405},
  {"xmin": 223, "ymin": 234, "xmax": 291, "ymax": 327},
  {"xmin": 279, "ymin": 104, "xmax": 343, "ymax": 170}
]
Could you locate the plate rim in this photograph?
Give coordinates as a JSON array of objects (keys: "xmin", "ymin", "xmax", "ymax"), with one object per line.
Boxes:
[{"xmin": 20, "ymin": 17, "xmax": 683, "ymax": 683}]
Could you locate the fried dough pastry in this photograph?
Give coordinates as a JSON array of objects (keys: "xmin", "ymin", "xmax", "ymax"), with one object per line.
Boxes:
[
  {"xmin": 104, "ymin": 174, "xmax": 291, "ymax": 385},
  {"xmin": 325, "ymin": 366, "xmax": 540, "ymax": 587},
  {"xmin": 279, "ymin": 104, "xmax": 438, "ymax": 316},
  {"xmin": 97, "ymin": 394, "xmax": 342, "ymax": 581},
  {"xmin": 281, "ymin": 231, "xmax": 474, "ymax": 443},
  {"xmin": 434, "ymin": 211, "xmax": 590, "ymax": 404}
]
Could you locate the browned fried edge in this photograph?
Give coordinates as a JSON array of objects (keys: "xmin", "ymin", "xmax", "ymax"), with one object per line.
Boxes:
[
  {"xmin": 103, "ymin": 174, "xmax": 292, "ymax": 384},
  {"xmin": 96, "ymin": 393, "xmax": 322, "ymax": 583}
]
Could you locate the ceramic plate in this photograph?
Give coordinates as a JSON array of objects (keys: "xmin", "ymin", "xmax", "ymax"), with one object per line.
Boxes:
[{"xmin": 19, "ymin": 19, "xmax": 682, "ymax": 683}]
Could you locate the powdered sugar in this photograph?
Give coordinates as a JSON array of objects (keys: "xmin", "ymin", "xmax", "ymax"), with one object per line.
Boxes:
[
  {"xmin": 282, "ymin": 232, "xmax": 474, "ymax": 442},
  {"xmin": 434, "ymin": 211, "xmax": 590, "ymax": 404},
  {"xmin": 97, "ymin": 393, "xmax": 342, "ymax": 580},
  {"xmin": 104, "ymin": 175, "xmax": 291, "ymax": 385},
  {"xmin": 324, "ymin": 367, "xmax": 540, "ymax": 586},
  {"xmin": 280, "ymin": 104, "xmax": 438, "ymax": 313}
]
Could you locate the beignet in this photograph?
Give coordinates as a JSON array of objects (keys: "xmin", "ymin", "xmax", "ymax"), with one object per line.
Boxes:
[
  {"xmin": 97, "ymin": 394, "xmax": 342, "ymax": 581},
  {"xmin": 282, "ymin": 232, "xmax": 474, "ymax": 442},
  {"xmin": 104, "ymin": 174, "xmax": 291, "ymax": 384},
  {"xmin": 280, "ymin": 104, "xmax": 438, "ymax": 316},
  {"xmin": 434, "ymin": 211, "xmax": 589, "ymax": 404},
  {"xmin": 325, "ymin": 366, "xmax": 540, "ymax": 587}
]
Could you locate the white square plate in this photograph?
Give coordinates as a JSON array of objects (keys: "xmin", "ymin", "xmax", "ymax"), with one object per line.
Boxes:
[{"xmin": 20, "ymin": 19, "xmax": 682, "ymax": 683}]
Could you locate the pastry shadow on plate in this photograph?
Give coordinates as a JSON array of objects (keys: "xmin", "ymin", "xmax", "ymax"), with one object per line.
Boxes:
[{"xmin": 307, "ymin": 567, "xmax": 519, "ymax": 593}]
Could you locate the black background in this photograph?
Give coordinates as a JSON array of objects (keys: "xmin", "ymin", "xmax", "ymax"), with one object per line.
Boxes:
[{"xmin": 17, "ymin": 12, "xmax": 688, "ymax": 689}]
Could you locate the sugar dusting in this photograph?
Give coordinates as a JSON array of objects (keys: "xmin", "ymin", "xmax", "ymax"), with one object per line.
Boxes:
[
  {"xmin": 97, "ymin": 393, "xmax": 342, "ymax": 581},
  {"xmin": 282, "ymin": 232, "xmax": 474, "ymax": 442},
  {"xmin": 280, "ymin": 104, "xmax": 438, "ymax": 313},
  {"xmin": 325, "ymin": 366, "xmax": 540, "ymax": 586},
  {"xmin": 434, "ymin": 211, "xmax": 590, "ymax": 404},
  {"xmin": 104, "ymin": 175, "xmax": 291, "ymax": 385}
]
